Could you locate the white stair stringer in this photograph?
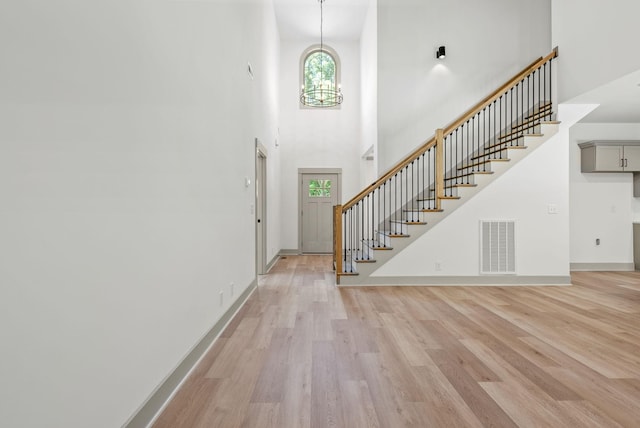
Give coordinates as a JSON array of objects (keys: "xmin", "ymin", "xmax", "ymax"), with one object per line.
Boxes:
[{"xmin": 339, "ymin": 122, "xmax": 560, "ymax": 285}]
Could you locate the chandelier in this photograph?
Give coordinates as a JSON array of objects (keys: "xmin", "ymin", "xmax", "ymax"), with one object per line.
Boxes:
[{"xmin": 299, "ymin": 0, "xmax": 343, "ymax": 108}]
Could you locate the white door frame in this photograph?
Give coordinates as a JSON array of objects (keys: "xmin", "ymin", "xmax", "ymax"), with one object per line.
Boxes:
[
  {"xmin": 298, "ymin": 168, "xmax": 342, "ymax": 254},
  {"xmin": 256, "ymin": 140, "xmax": 268, "ymax": 275}
]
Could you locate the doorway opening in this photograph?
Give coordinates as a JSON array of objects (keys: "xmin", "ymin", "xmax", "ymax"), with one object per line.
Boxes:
[{"xmin": 256, "ymin": 140, "xmax": 267, "ymax": 275}]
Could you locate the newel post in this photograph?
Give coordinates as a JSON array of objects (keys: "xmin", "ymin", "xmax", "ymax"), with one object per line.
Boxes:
[
  {"xmin": 333, "ymin": 204, "xmax": 342, "ymax": 282},
  {"xmin": 435, "ymin": 128, "xmax": 444, "ymax": 210}
]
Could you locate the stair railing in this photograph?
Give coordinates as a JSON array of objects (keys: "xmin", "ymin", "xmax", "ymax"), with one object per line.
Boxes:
[{"xmin": 334, "ymin": 48, "xmax": 558, "ymax": 281}]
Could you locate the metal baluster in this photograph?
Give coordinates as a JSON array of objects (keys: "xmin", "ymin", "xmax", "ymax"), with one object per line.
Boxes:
[
  {"xmin": 538, "ymin": 66, "xmax": 541, "ymax": 123},
  {"xmin": 498, "ymin": 96, "xmax": 503, "ymax": 159},
  {"xmin": 498, "ymin": 95, "xmax": 502, "ymax": 153},
  {"xmin": 544, "ymin": 62, "xmax": 548, "ymax": 120},
  {"xmin": 421, "ymin": 153, "xmax": 425, "ymax": 210},
  {"xmin": 348, "ymin": 208, "xmax": 351, "ymax": 271},
  {"xmin": 549, "ymin": 60, "xmax": 552, "ymax": 116},
  {"xmin": 394, "ymin": 174, "xmax": 398, "ymax": 235},
  {"xmin": 482, "ymin": 109, "xmax": 486, "ymax": 172},
  {"xmin": 510, "ymin": 88, "xmax": 514, "ymax": 146},
  {"xmin": 527, "ymin": 75, "xmax": 531, "ymax": 130},
  {"xmin": 382, "ymin": 182, "xmax": 385, "ymax": 243},
  {"xmin": 471, "ymin": 116, "xmax": 475, "ymax": 174},
  {"xmin": 454, "ymin": 129, "xmax": 458, "ymax": 186},
  {"xmin": 465, "ymin": 122, "xmax": 470, "ymax": 183}
]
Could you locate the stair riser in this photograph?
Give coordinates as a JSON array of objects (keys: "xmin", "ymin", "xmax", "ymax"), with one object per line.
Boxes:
[
  {"xmin": 378, "ymin": 233, "xmax": 392, "ymax": 247},
  {"xmin": 403, "ymin": 211, "xmax": 427, "ymax": 223},
  {"xmin": 390, "ymin": 222, "xmax": 408, "ymax": 235},
  {"xmin": 362, "ymin": 246, "xmax": 373, "ymax": 260},
  {"xmin": 417, "ymin": 200, "xmax": 438, "ymax": 211}
]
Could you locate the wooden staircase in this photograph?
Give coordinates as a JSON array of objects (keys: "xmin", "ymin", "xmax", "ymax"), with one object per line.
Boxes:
[{"xmin": 334, "ymin": 49, "xmax": 559, "ymax": 285}]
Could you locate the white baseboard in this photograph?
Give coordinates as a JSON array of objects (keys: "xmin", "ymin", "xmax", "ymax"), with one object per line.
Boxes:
[
  {"xmin": 123, "ymin": 279, "xmax": 257, "ymax": 428},
  {"xmin": 340, "ymin": 275, "xmax": 572, "ymax": 286},
  {"xmin": 279, "ymin": 249, "xmax": 299, "ymax": 256},
  {"xmin": 570, "ymin": 262, "xmax": 635, "ymax": 272},
  {"xmin": 265, "ymin": 254, "xmax": 280, "ymax": 273}
]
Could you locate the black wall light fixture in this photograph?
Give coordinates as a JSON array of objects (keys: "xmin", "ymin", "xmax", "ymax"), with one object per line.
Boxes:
[{"xmin": 436, "ymin": 46, "xmax": 446, "ymax": 59}]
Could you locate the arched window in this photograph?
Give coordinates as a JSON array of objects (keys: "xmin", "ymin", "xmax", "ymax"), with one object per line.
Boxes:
[{"xmin": 300, "ymin": 45, "xmax": 342, "ymax": 108}]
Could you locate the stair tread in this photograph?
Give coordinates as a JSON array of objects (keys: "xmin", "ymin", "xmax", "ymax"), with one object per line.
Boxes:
[
  {"xmin": 439, "ymin": 195, "xmax": 461, "ymax": 200},
  {"xmin": 339, "ymin": 262, "xmax": 359, "ymax": 275},
  {"xmin": 500, "ymin": 120, "xmax": 559, "ymax": 141},
  {"xmin": 378, "ymin": 230, "xmax": 411, "ymax": 238},
  {"xmin": 402, "ymin": 208, "xmax": 444, "ymax": 213},
  {"xmin": 352, "ymin": 250, "xmax": 376, "ymax": 263},
  {"xmin": 363, "ymin": 240, "xmax": 393, "ymax": 250},
  {"xmin": 483, "ymin": 139, "xmax": 528, "ymax": 151},
  {"xmin": 338, "ymin": 271, "xmax": 359, "ymax": 277},
  {"xmin": 429, "ymin": 183, "xmax": 477, "ymax": 191},
  {"xmin": 470, "ymin": 148, "xmax": 506, "ymax": 161},
  {"xmin": 458, "ymin": 159, "xmax": 491, "ymax": 171},
  {"xmin": 390, "ymin": 220, "xmax": 428, "ymax": 225},
  {"xmin": 446, "ymin": 171, "xmax": 494, "ymax": 180}
]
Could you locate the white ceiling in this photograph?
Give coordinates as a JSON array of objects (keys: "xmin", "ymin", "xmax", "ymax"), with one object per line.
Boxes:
[
  {"xmin": 569, "ymin": 69, "xmax": 640, "ymax": 123},
  {"xmin": 273, "ymin": 0, "xmax": 369, "ymax": 41},
  {"xmin": 272, "ymin": 1, "xmax": 638, "ymax": 124}
]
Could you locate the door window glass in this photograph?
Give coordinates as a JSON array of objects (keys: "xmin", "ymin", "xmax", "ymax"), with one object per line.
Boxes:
[{"xmin": 309, "ymin": 179, "xmax": 331, "ymax": 197}]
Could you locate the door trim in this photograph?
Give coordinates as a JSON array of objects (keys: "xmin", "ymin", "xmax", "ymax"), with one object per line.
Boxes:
[
  {"xmin": 256, "ymin": 139, "xmax": 268, "ymax": 275},
  {"xmin": 298, "ymin": 168, "xmax": 342, "ymax": 254}
]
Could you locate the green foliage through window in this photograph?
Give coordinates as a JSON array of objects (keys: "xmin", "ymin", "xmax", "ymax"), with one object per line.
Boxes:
[
  {"xmin": 309, "ymin": 179, "xmax": 331, "ymax": 197},
  {"xmin": 303, "ymin": 51, "xmax": 337, "ymax": 107}
]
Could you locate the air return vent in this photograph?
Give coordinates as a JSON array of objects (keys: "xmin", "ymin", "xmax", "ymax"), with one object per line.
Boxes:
[{"xmin": 480, "ymin": 220, "xmax": 516, "ymax": 274}]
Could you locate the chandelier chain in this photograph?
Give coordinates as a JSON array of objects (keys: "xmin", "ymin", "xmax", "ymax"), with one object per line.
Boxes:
[{"xmin": 320, "ymin": 0, "xmax": 324, "ymax": 81}]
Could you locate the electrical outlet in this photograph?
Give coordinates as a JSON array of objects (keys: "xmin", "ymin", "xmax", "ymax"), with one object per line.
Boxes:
[
  {"xmin": 548, "ymin": 204, "xmax": 558, "ymax": 214},
  {"xmin": 219, "ymin": 291, "xmax": 224, "ymax": 307},
  {"xmin": 230, "ymin": 282, "xmax": 234, "ymax": 297},
  {"xmin": 435, "ymin": 261, "xmax": 442, "ymax": 271}
]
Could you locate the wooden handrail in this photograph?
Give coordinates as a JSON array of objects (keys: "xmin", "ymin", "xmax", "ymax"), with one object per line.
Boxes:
[
  {"xmin": 441, "ymin": 47, "xmax": 558, "ymax": 136},
  {"xmin": 343, "ymin": 137, "xmax": 437, "ymax": 211},
  {"xmin": 341, "ymin": 47, "xmax": 558, "ymax": 213}
]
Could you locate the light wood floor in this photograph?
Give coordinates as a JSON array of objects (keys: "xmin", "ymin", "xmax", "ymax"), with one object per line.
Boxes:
[{"xmin": 153, "ymin": 255, "xmax": 640, "ymax": 427}]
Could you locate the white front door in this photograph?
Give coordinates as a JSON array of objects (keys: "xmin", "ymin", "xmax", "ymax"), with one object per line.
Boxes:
[{"xmin": 301, "ymin": 173, "xmax": 339, "ymax": 253}]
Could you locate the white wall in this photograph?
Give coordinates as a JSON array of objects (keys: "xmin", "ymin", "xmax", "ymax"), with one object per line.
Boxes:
[
  {"xmin": 569, "ymin": 122, "xmax": 640, "ymax": 266},
  {"xmin": 255, "ymin": 6, "xmax": 282, "ymax": 265},
  {"xmin": 278, "ymin": 39, "xmax": 361, "ymax": 251},
  {"xmin": 377, "ymin": 0, "xmax": 552, "ymax": 171},
  {"xmin": 552, "ymin": 0, "xmax": 640, "ymax": 102},
  {"xmin": 359, "ymin": 0, "xmax": 378, "ymax": 188},
  {"xmin": 373, "ymin": 104, "xmax": 593, "ymax": 280},
  {"xmin": 0, "ymin": 1, "xmax": 280, "ymax": 427}
]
